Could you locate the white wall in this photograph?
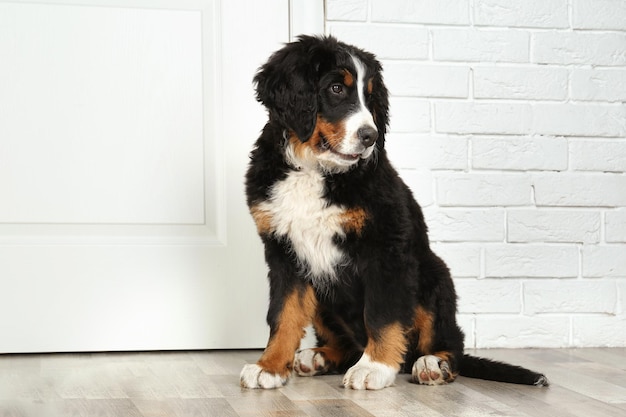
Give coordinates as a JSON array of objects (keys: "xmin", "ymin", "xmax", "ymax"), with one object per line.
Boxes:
[{"xmin": 326, "ymin": 0, "xmax": 626, "ymax": 348}]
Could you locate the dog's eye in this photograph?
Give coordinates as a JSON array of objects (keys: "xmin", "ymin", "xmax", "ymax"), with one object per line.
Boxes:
[{"xmin": 330, "ymin": 84, "xmax": 344, "ymax": 95}]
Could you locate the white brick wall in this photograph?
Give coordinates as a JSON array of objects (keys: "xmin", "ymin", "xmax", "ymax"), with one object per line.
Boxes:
[{"xmin": 326, "ymin": 0, "xmax": 626, "ymax": 347}]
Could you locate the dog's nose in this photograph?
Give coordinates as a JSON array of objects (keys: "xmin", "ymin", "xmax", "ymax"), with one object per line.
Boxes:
[{"xmin": 357, "ymin": 126, "xmax": 378, "ymax": 147}]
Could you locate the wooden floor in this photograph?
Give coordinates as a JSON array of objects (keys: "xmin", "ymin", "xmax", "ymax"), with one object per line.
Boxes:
[{"xmin": 0, "ymin": 348, "xmax": 624, "ymax": 417}]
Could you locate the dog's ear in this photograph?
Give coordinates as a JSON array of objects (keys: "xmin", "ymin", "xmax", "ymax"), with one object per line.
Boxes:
[{"xmin": 254, "ymin": 36, "xmax": 329, "ymax": 142}]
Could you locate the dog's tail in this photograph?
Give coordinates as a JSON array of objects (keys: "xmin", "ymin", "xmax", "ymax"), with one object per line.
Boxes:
[{"xmin": 459, "ymin": 354, "xmax": 549, "ymax": 386}]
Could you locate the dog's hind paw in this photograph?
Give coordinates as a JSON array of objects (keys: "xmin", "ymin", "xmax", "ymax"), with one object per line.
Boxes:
[
  {"xmin": 412, "ymin": 355, "xmax": 451, "ymax": 386},
  {"xmin": 294, "ymin": 349, "xmax": 329, "ymax": 376},
  {"xmin": 240, "ymin": 364, "xmax": 288, "ymax": 389}
]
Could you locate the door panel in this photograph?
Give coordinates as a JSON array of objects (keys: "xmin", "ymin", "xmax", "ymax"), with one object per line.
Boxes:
[
  {"xmin": 0, "ymin": 0, "xmax": 301, "ymax": 353},
  {"xmin": 0, "ymin": 3, "xmax": 205, "ymax": 225}
]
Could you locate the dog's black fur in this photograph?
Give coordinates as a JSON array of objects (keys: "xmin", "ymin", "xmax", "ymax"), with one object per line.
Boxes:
[{"xmin": 241, "ymin": 35, "xmax": 548, "ymax": 390}]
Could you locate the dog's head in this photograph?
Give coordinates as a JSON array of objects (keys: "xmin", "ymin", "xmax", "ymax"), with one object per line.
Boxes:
[{"xmin": 254, "ymin": 35, "xmax": 389, "ymax": 172}]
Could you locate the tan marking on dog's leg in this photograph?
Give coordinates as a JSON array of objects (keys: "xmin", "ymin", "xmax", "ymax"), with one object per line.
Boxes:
[
  {"xmin": 310, "ymin": 310, "xmax": 353, "ymax": 370},
  {"xmin": 364, "ymin": 322, "xmax": 407, "ymax": 371},
  {"xmin": 312, "ymin": 346, "xmax": 344, "ymax": 368},
  {"xmin": 413, "ymin": 306, "xmax": 435, "ymax": 354},
  {"xmin": 343, "ymin": 323, "xmax": 406, "ymax": 389},
  {"xmin": 257, "ymin": 286, "xmax": 317, "ymax": 377}
]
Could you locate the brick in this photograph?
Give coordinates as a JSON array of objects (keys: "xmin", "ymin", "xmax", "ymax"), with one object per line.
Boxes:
[
  {"xmin": 533, "ymin": 173, "xmax": 626, "ymax": 207},
  {"xmin": 386, "ymin": 134, "xmax": 468, "ymax": 170},
  {"xmin": 583, "ymin": 245, "xmax": 626, "ymax": 277},
  {"xmin": 431, "ymin": 243, "xmax": 481, "ymax": 278},
  {"xmin": 571, "ymin": 69, "xmax": 626, "ymax": 103},
  {"xmin": 328, "ymin": 24, "xmax": 428, "ymax": 60},
  {"xmin": 326, "ymin": 0, "xmax": 368, "ymax": 21},
  {"xmin": 524, "ymin": 280, "xmax": 617, "ymax": 314},
  {"xmin": 441, "ymin": 103, "xmax": 626, "ymax": 138},
  {"xmin": 533, "ymin": 32, "xmax": 626, "ymax": 66},
  {"xmin": 371, "ymin": 0, "xmax": 470, "ymax": 25},
  {"xmin": 569, "ymin": 140, "xmax": 626, "ymax": 172},
  {"xmin": 475, "ymin": 0, "xmax": 569, "ymax": 28},
  {"xmin": 471, "ymin": 136, "xmax": 568, "ymax": 171},
  {"xmin": 397, "ymin": 169, "xmax": 434, "ymax": 207},
  {"xmin": 435, "ymin": 102, "xmax": 532, "ymax": 135},
  {"xmin": 473, "ymin": 66, "xmax": 568, "ymax": 100},
  {"xmin": 433, "ymin": 29, "xmax": 529, "ymax": 63},
  {"xmin": 436, "ymin": 174, "xmax": 532, "ymax": 207},
  {"xmin": 620, "ymin": 281, "xmax": 626, "ymax": 314},
  {"xmin": 508, "ymin": 210, "xmax": 601, "ymax": 243},
  {"xmin": 425, "ymin": 208, "xmax": 505, "ymax": 242},
  {"xmin": 573, "ymin": 0, "xmax": 626, "ymax": 30},
  {"xmin": 455, "ymin": 279, "xmax": 521, "ymax": 313},
  {"xmin": 485, "ymin": 244, "xmax": 579, "ymax": 278},
  {"xmin": 475, "ymin": 316, "xmax": 570, "ymax": 348},
  {"xmin": 606, "ymin": 209, "xmax": 626, "ymax": 243},
  {"xmin": 386, "ymin": 99, "xmax": 431, "ymax": 133},
  {"xmin": 531, "ymin": 104, "xmax": 626, "ymax": 138},
  {"xmin": 383, "ymin": 62, "xmax": 469, "ymax": 98},
  {"xmin": 572, "ymin": 316, "xmax": 626, "ymax": 347}
]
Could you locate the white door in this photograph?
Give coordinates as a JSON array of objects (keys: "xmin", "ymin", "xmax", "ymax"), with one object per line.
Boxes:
[{"xmin": 0, "ymin": 0, "xmax": 322, "ymax": 353}]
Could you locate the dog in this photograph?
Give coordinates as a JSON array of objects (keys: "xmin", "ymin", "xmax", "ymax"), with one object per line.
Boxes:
[{"xmin": 240, "ymin": 35, "xmax": 548, "ymax": 390}]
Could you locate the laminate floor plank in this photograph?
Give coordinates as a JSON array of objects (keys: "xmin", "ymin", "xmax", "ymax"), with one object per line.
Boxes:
[{"xmin": 0, "ymin": 349, "xmax": 624, "ymax": 417}]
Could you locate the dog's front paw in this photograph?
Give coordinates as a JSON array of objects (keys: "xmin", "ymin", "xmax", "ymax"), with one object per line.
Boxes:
[
  {"xmin": 240, "ymin": 363, "xmax": 289, "ymax": 389},
  {"xmin": 343, "ymin": 355, "xmax": 397, "ymax": 390},
  {"xmin": 294, "ymin": 349, "xmax": 329, "ymax": 377},
  {"xmin": 411, "ymin": 355, "xmax": 451, "ymax": 386}
]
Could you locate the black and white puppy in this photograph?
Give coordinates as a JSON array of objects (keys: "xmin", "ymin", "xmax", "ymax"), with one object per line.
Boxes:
[{"xmin": 241, "ymin": 35, "xmax": 548, "ymax": 390}]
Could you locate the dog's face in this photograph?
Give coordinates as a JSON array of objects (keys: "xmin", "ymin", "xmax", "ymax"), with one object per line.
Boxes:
[{"xmin": 254, "ymin": 36, "xmax": 389, "ymax": 173}]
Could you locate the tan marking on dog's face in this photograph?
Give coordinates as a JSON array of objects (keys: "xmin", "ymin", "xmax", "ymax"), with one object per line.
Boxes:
[
  {"xmin": 413, "ymin": 306, "xmax": 435, "ymax": 354},
  {"xmin": 287, "ymin": 130, "xmax": 319, "ymax": 168},
  {"xmin": 367, "ymin": 77, "xmax": 374, "ymax": 95},
  {"xmin": 342, "ymin": 69, "xmax": 355, "ymax": 87},
  {"xmin": 250, "ymin": 204, "xmax": 273, "ymax": 235},
  {"xmin": 364, "ymin": 322, "xmax": 407, "ymax": 370},
  {"xmin": 340, "ymin": 207, "xmax": 368, "ymax": 236},
  {"xmin": 287, "ymin": 116, "xmax": 347, "ymax": 165},
  {"xmin": 257, "ymin": 286, "xmax": 317, "ymax": 376},
  {"xmin": 315, "ymin": 116, "xmax": 345, "ymax": 150}
]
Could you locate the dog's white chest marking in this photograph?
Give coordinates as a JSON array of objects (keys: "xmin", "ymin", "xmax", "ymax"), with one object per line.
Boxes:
[{"xmin": 258, "ymin": 169, "xmax": 346, "ymax": 281}]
